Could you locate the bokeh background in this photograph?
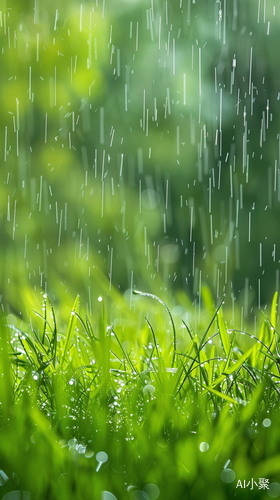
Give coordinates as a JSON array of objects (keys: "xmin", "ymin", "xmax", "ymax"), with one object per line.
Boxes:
[{"xmin": 1, "ymin": 0, "xmax": 280, "ymax": 319}]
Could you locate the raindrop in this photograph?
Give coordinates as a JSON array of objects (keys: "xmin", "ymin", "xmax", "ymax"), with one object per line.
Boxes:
[
  {"xmin": 262, "ymin": 418, "xmax": 271, "ymax": 427},
  {"xmin": 96, "ymin": 451, "xmax": 108, "ymax": 471},
  {"xmin": 77, "ymin": 445, "xmax": 86, "ymax": 454},
  {"xmin": 268, "ymin": 483, "xmax": 280, "ymax": 498},
  {"xmin": 85, "ymin": 449, "xmax": 94, "ymax": 458},
  {"xmin": 143, "ymin": 384, "xmax": 155, "ymax": 394},
  {"xmin": 220, "ymin": 469, "xmax": 236, "ymax": 483},
  {"xmin": 68, "ymin": 438, "xmax": 78, "ymax": 449},
  {"xmin": 199, "ymin": 442, "xmax": 209, "ymax": 452},
  {"xmin": 143, "ymin": 484, "xmax": 160, "ymax": 500},
  {"xmin": 127, "ymin": 486, "xmax": 137, "ymax": 493},
  {"xmin": 101, "ymin": 492, "xmax": 117, "ymax": 500},
  {"xmin": 98, "ymin": 296, "xmax": 103, "ymax": 302}
]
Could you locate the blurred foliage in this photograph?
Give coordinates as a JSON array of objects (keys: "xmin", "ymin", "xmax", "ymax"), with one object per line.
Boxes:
[{"xmin": 1, "ymin": 0, "xmax": 280, "ymax": 317}]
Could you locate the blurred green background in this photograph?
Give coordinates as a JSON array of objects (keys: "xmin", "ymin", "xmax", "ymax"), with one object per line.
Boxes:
[{"xmin": 1, "ymin": 0, "xmax": 280, "ymax": 318}]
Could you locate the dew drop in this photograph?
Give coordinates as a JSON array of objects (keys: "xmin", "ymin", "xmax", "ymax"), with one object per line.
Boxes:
[
  {"xmin": 68, "ymin": 438, "xmax": 78, "ymax": 449},
  {"xmin": 96, "ymin": 451, "xmax": 108, "ymax": 471},
  {"xmin": 220, "ymin": 469, "xmax": 236, "ymax": 483},
  {"xmin": 143, "ymin": 384, "xmax": 156, "ymax": 394},
  {"xmin": 101, "ymin": 492, "xmax": 117, "ymax": 500},
  {"xmin": 262, "ymin": 418, "xmax": 271, "ymax": 427},
  {"xmin": 199, "ymin": 442, "xmax": 209, "ymax": 452},
  {"xmin": 268, "ymin": 482, "xmax": 280, "ymax": 498},
  {"xmin": 77, "ymin": 445, "xmax": 86, "ymax": 454},
  {"xmin": 143, "ymin": 483, "xmax": 160, "ymax": 500},
  {"xmin": 85, "ymin": 449, "xmax": 94, "ymax": 458}
]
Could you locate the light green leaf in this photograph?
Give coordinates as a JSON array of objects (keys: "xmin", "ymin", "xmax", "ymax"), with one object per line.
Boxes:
[
  {"xmin": 224, "ymin": 346, "xmax": 255, "ymax": 376},
  {"xmin": 200, "ymin": 383, "xmax": 238, "ymax": 405},
  {"xmin": 217, "ymin": 308, "xmax": 230, "ymax": 357},
  {"xmin": 61, "ymin": 295, "xmax": 80, "ymax": 366},
  {"xmin": 271, "ymin": 291, "xmax": 278, "ymax": 330}
]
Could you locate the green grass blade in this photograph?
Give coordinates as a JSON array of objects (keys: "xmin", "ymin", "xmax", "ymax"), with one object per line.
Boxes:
[
  {"xmin": 42, "ymin": 294, "xmax": 47, "ymax": 345},
  {"xmin": 145, "ymin": 316, "xmax": 159, "ymax": 359},
  {"xmin": 133, "ymin": 290, "xmax": 177, "ymax": 367},
  {"xmin": 0, "ymin": 317, "xmax": 13, "ymax": 420},
  {"xmin": 217, "ymin": 307, "xmax": 230, "ymax": 357},
  {"xmin": 111, "ymin": 328, "xmax": 138, "ymax": 374},
  {"xmin": 224, "ymin": 346, "xmax": 255, "ymax": 376},
  {"xmin": 271, "ymin": 291, "xmax": 278, "ymax": 329},
  {"xmin": 198, "ymin": 297, "xmax": 224, "ymax": 350},
  {"xmin": 200, "ymin": 382, "xmax": 238, "ymax": 405},
  {"xmin": 259, "ymin": 350, "xmax": 280, "ymax": 365},
  {"xmin": 208, "ymin": 344, "xmax": 216, "ymax": 385},
  {"xmin": 47, "ymin": 296, "xmax": 58, "ymax": 365},
  {"xmin": 61, "ymin": 294, "xmax": 80, "ymax": 367}
]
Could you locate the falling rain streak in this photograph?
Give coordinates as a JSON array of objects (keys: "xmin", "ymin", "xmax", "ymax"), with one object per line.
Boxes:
[{"xmin": 0, "ymin": 0, "xmax": 279, "ymax": 321}]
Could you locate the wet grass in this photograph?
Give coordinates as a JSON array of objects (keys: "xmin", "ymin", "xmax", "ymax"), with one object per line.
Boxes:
[{"xmin": 0, "ymin": 288, "xmax": 280, "ymax": 499}]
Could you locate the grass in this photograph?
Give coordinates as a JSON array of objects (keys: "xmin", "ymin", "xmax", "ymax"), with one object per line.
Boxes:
[{"xmin": 0, "ymin": 286, "xmax": 280, "ymax": 499}]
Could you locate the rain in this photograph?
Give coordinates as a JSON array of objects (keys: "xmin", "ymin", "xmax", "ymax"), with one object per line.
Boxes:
[
  {"xmin": 1, "ymin": 1, "xmax": 280, "ymax": 500},
  {"xmin": 0, "ymin": 0, "xmax": 279, "ymax": 322}
]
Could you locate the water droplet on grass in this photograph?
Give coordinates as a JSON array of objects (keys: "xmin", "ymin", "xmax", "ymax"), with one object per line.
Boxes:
[
  {"xmin": 96, "ymin": 451, "xmax": 108, "ymax": 471},
  {"xmin": 220, "ymin": 469, "xmax": 236, "ymax": 483},
  {"xmin": 143, "ymin": 484, "xmax": 160, "ymax": 500},
  {"xmin": 127, "ymin": 486, "xmax": 137, "ymax": 492},
  {"xmin": 68, "ymin": 438, "xmax": 78, "ymax": 449},
  {"xmin": 199, "ymin": 442, "xmax": 209, "ymax": 452},
  {"xmin": 98, "ymin": 296, "xmax": 103, "ymax": 302},
  {"xmin": 130, "ymin": 491, "xmax": 149, "ymax": 500},
  {"xmin": 262, "ymin": 418, "xmax": 271, "ymax": 427},
  {"xmin": 77, "ymin": 445, "xmax": 86, "ymax": 454},
  {"xmin": 268, "ymin": 482, "xmax": 280, "ymax": 498},
  {"xmin": 101, "ymin": 492, "xmax": 117, "ymax": 500},
  {"xmin": 85, "ymin": 449, "xmax": 94, "ymax": 458},
  {"xmin": 143, "ymin": 384, "xmax": 155, "ymax": 394}
]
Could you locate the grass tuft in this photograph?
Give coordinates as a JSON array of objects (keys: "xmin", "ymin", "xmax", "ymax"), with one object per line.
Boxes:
[{"xmin": 1, "ymin": 291, "xmax": 280, "ymax": 499}]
